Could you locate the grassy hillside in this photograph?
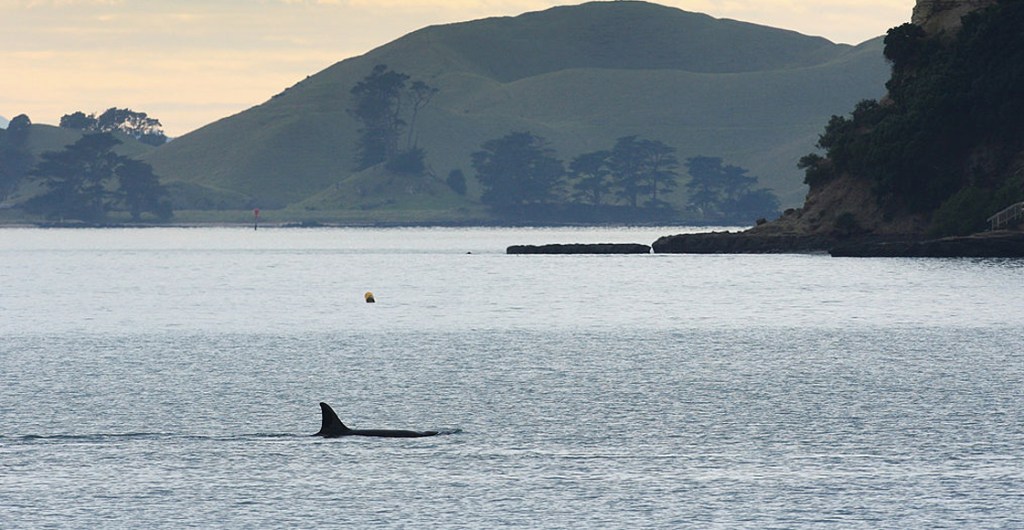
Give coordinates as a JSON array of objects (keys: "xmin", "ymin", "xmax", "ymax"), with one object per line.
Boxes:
[
  {"xmin": 20, "ymin": 124, "xmax": 156, "ymax": 159},
  {"xmin": 381, "ymin": 1, "xmax": 843, "ymax": 81},
  {"xmin": 144, "ymin": 0, "xmax": 890, "ymax": 220}
]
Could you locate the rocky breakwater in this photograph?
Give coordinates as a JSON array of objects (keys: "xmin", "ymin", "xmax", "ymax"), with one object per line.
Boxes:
[
  {"xmin": 830, "ymin": 230, "xmax": 1024, "ymax": 257},
  {"xmin": 651, "ymin": 231, "xmax": 836, "ymax": 254}
]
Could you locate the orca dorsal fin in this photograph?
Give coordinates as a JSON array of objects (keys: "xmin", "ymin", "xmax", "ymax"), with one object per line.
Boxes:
[{"xmin": 317, "ymin": 402, "xmax": 351, "ymax": 437}]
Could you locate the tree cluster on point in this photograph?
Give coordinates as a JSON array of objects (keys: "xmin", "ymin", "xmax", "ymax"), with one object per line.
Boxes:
[
  {"xmin": 470, "ymin": 131, "xmax": 779, "ymax": 224},
  {"xmin": 60, "ymin": 108, "xmax": 168, "ymax": 146}
]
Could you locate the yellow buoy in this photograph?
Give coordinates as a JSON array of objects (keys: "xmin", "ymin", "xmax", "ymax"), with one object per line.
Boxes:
[{"xmin": 364, "ymin": 291, "xmax": 376, "ymax": 303}]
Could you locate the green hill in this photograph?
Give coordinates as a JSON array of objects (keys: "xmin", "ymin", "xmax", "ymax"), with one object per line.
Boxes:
[
  {"xmin": 22, "ymin": 124, "xmax": 155, "ymax": 159},
  {"xmin": 145, "ymin": 0, "xmax": 890, "ymax": 222}
]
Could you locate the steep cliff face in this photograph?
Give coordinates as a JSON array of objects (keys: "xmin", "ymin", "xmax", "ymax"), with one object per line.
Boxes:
[
  {"xmin": 752, "ymin": 0, "xmax": 1009, "ymax": 239},
  {"xmin": 658, "ymin": 0, "xmax": 1024, "ymax": 253},
  {"xmin": 912, "ymin": 0, "xmax": 998, "ymax": 34},
  {"xmin": 750, "ymin": 173, "xmax": 928, "ymax": 237}
]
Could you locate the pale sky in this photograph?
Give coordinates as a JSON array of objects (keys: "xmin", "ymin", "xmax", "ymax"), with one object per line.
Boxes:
[{"xmin": 0, "ymin": 0, "xmax": 915, "ymax": 137}]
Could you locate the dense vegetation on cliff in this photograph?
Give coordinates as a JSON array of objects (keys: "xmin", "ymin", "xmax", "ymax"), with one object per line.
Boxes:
[{"xmin": 800, "ymin": 1, "xmax": 1024, "ymax": 235}]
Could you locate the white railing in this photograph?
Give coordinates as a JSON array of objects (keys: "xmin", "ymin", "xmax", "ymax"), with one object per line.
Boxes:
[{"xmin": 988, "ymin": 201, "xmax": 1024, "ymax": 231}]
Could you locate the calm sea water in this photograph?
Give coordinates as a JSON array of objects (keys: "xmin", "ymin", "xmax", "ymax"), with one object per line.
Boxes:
[{"xmin": 1, "ymin": 227, "xmax": 1022, "ymax": 528}]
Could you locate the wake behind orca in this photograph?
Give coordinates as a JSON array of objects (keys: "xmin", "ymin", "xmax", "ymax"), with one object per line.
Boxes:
[{"xmin": 315, "ymin": 402, "xmax": 440, "ymax": 438}]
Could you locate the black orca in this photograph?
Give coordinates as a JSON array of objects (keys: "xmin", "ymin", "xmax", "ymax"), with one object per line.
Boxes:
[{"xmin": 315, "ymin": 402, "xmax": 440, "ymax": 438}]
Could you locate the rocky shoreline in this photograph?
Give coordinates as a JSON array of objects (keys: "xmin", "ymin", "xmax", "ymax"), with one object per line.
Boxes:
[
  {"xmin": 830, "ymin": 230, "xmax": 1024, "ymax": 257},
  {"xmin": 509, "ymin": 230, "xmax": 1024, "ymax": 257},
  {"xmin": 651, "ymin": 231, "xmax": 836, "ymax": 254},
  {"xmin": 649, "ymin": 230, "xmax": 1024, "ymax": 257}
]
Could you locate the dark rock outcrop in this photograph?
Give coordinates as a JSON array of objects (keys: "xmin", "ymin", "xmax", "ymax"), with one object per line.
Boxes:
[
  {"xmin": 830, "ymin": 230, "xmax": 1024, "ymax": 257},
  {"xmin": 653, "ymin": 229, "xmax": 1024, "ymax": 257},
  {"xmin": 507, "ymin": 243, "xmax": 651, "ymax": 254},
  {"xmin": 651, "ymin": 231, "xmax": 836, "ymax": 254}
]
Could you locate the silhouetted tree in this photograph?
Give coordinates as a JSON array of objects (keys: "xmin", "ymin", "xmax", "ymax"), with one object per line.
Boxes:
[
  {"xmin": 6, "ymin": 114, "xmax": 31, "ymax": 144},
  {"xmin": 60, "ymin": 108, "xmax": 167, "ymax": 146},
  {"xmin": 607, "ymin": 136, "xmax": 646, "ymax": 208},
  {"xmin": 883, "ymin": 22, "xmax": 930, "ymax": 66},
  {"xmin": 116, "ymin": 158, "xmax": 172, "ymax": 221},
  {"xmin": 0, "ymin": 125, "xmax": 34, "ymax": 200},
  {"xmin": 95, "ymin": 108, "xmax": 167, "ymax": 146},
  {"xmin": 350, "ymin": 65, "xmax": 408, "ymax": 168},
  {"xmin": 0, "ymin": 150, "xmax": 32, "ymax": 201},
  {"xmin": 25, "ymin": 133, "xmax": 171, "ymax": 222},
  {"xmin": 607, "ymin": 136, "xmax": 679, "ymax": 208},
  {"xmin": 685, "ymin": 156, "xmax": 779, "ymax": 222},
  {"xmin": 60, "ymin": 111, "xmax": 97, "ymax": 131},
  {"xmin": 26, "ymin": 133, "xmax": 122, "ymax": 221},
  {"xmin": 685, "ymin": 156, "xmax": 723, "ymax": 214},
  {"xmin": 635, "ymin": 139, "xmax": 679, "ymax": 208},
  {"xmin": 406, "ymin": 80, "xmax": 438, "ymax": 150},
  {"xmin": 349, "ymin": 65, "xmax": 437, "ymax": 172},
  {"xmin": 472, "ymin": 131, "xmax": 564, "ymax": 210},
  {"xmin": 569, "ymin": 150, "xmax": 611, "ymax": 205}
]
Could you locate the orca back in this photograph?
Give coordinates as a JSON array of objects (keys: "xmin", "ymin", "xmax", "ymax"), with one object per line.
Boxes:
[{"xmin": 348, "ymin": 428, "xmax": 440, "ymax": 438}]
